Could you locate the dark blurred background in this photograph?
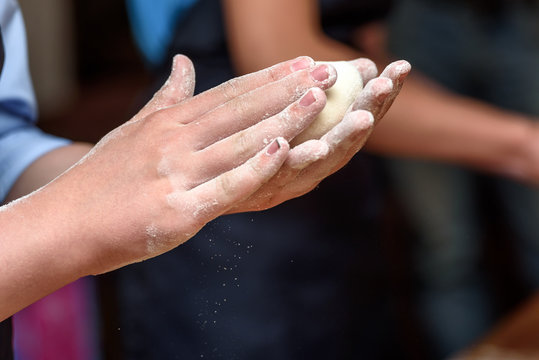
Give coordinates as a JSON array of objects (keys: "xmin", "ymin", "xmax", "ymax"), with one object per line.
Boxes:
[{"xmin": 20, "ymin": 0, "xmax": 150, "ymax": 144}]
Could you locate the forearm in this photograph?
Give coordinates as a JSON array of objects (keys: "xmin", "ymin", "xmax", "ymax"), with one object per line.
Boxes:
[
  {"xmin": 1, "ymin": 142, "xmax": 94, "ymax": 320},
  {"xmin": 366, "ymin": 75, "xmax": 534, "ymax": 180},
  {"xmin": 222, "ymin": 0, "xmax": 361, "ymax": 74},
  {"xmin": 223, "ymin": 0, "xmax": 539, "ymax": 182},
  {"xmin": 0, "ymin": 185, "xmax": 91, "ymax": 321},
  {"xmin": 230, "ymin": 33, "xmax": 359, "ymax": 75}
]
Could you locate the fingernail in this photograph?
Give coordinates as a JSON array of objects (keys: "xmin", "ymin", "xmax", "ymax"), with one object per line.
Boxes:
[
  {"xmin": 299, "ymin": 90, "xmax": 316, "ymax": 107},
  {"xmin": 310, "ymin": 64, "xmax": 329, "ymax": 82},
  {"xmin": 290, "ymin": 57, "xmax": 313, "ymax": 72},
  {"xmin": 267, "ymin": 138, "xmax": 281, "ymax": 155}
]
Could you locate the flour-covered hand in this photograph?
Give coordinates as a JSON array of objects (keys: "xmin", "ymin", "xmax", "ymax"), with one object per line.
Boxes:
[{"xmin": 226, "ymin": 59, "xmax": 411, "ymax": 212}]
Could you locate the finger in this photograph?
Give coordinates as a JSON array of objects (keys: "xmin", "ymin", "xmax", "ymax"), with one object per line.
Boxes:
[
  {"xmin": 349, "ymin": 58, "xmax": 379, "ymax": 84},
  {"xmin": 286, "ymin": 140, "xmax": 330, "ymax": 170},
  {"xmin": 186, "ymin": 64, "xmax": 337, "ymax": 147},
  {"xmin": 301, "ymin": 110, "xmax": 374, "ymax": 181},
  {"xmin": 352, "ymin": 77, "xmax": 393, "ymax": 121},
  {"xmin": 180, "ymin": 138, "xmax": 290, "ymax": 219},
  {"xmin": 275, "ymin": 109, "xmax": 374, "ymax": 191},
  {"xmin": 267, "ymin": 110, "xmax": 375, "ymax": 201},
  {"xmin": 378, "ymin": 60, "xmax": 411, "ymax": 117},
  {"xmin": 323, "ymin": 109, "xmax": 374, "ymax": 153},
  {"xmin": 175, "ymin": 56, "xmax": 317, "ymax": 122},
  {"xmin": 193, "ymin": 88, "xmax": 327, "ymax": 180},
  {"xmin": 135, "ymin": 55, "xmax": 195, "ymax": 121},
  {"xmin": 239, "ymin": 138, "xmax": 332, "ymax": 210},
  {"xmin": 224, "ymin": 138, "xmax": 333, "ymax": 214},
  {"xmin": 380, "ymin": 60, "xmax": 411, "ymax": 88},
  {"xmin": 339, "ymin": 110, "xmax": 377, "ymax": 162},
  {"xmin": 266, "ymin": 139, "xmax": 330, "ymax": 191}
]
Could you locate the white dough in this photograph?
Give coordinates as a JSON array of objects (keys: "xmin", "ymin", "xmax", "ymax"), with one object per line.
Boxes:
[{"xmin": 291, "ymin": 61, "xmax": 363, "ymax": 146}]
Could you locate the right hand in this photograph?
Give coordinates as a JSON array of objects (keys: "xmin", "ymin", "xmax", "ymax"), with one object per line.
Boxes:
[{"xmin": 37, "ymin": 55, "xmax": 338, "ymax": 274}]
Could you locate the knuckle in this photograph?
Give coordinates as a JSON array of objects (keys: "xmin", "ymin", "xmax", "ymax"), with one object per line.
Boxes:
[
  {"xmin": 267, "ymin": 66, "xmax": 282, "ymax": 83},
  {"xmin": 284, "ymin": 71, "xmax": 312, "ymax": 99},
  {"xmin": 233, "ymin": 98, "xmax": 250, "ymax": 118},
  {"xmin": 233, "ymin": 131, "xmax": 253, "ymax": 159},
  {"xmin": 217, "ymin": 173, "xmax": 237, "ymax": 198},
  {"xmin": 219, "ymin": 78, "xmax": 241, "ymax": 100}
]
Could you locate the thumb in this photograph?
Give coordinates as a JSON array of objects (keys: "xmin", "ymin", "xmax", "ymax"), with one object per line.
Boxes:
[{"xmin": 135, "ymin": 54, "xmax": 196, "ymax": 120}]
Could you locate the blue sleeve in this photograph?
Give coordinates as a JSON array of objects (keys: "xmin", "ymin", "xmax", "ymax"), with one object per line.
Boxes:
[
  {"xmin": 0, "ymin": 0, "xmax": 70, "ymax": 202},
  {"xmin": 125, "ymin": 0, "xmax": 198, "ymax": 66}
]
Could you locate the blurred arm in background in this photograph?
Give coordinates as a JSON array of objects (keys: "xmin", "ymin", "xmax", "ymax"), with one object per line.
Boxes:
[{"xmin": 222, "ymin": 0, "xmax": 539, "ymax": 183}]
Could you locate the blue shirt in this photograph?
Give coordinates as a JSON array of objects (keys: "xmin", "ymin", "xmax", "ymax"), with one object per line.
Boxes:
[
  {"xmin": 0, "ymin": 0, "xmax": 69, "ymax": 202},
  {"xmin": 126, "ymin": 0, "xmax": 198, "ymax": 66}
]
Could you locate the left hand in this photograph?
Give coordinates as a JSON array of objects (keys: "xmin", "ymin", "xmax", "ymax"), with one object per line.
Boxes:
[{"xmin": 226, "ymin": 59, "xmax": 411, "ymax": 212}]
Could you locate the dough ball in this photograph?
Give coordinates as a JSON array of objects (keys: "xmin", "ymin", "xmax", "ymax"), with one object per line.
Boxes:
[{"xmin": 291, "ymin": 61, "xmax": 363, "ymax": 146}]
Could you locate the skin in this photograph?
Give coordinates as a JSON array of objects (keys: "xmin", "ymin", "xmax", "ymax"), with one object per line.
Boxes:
[
  {"xmin": 221, "ymin": 0, "xmax": 539, "ymax": 184},
  {"xmin": 228, "ymin": 60, "xmax": 409, "ymax": 211},
  {"xmin": 0, "ymin": 56, "xmax": 325, "ymax": 319},
  {"xmin": 0, "ymin": 54, "xmax": 404, "ymax": 320}
]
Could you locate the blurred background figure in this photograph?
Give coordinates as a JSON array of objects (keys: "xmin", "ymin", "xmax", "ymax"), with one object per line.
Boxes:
[
  {"xmin": 117, "ymin": 0, "xmax": 539, "ymax": 359},
  {"xmin": 383, "ymin": 0, "xmax": 539, "ymax": 357}
]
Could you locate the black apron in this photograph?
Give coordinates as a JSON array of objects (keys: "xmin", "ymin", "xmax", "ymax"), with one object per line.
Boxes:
[
  {"xmin": 0, "ymin": 318, "xmax": 13, "ymax": 360},
  {"xmin": 116, "ymin": 2, "xmax": 403, "ymax": 359}
]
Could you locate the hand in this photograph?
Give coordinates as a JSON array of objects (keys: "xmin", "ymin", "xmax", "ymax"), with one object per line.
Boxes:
[
  {"xmin": 227, "ymin": 59, "xmax": 411, "ymax": 212},
  {"xmin": 38, "ymin": 55, "xmax": 338, "ymax": 274}
]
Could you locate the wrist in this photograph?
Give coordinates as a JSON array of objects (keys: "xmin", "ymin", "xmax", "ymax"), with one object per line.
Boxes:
[
  {"xmin": 38, "ymin": 171, "xmax": 122, "ymax": 277},
  {"xmin": 0, "ymin": 185, "xmax": 89, "ymax": 319},
  {"xmin": 499, "ymin": 117, "xmax": 537, "ymax": 182}
]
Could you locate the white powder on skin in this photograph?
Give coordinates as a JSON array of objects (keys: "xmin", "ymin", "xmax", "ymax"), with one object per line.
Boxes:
[
  {"xmin": 393, "ymin": 61, "xmax": 409, "ymax": 76},
  {"xmin": 325, "ymin": 111, "xmax": 374, "ymax": 148},
  {"xmin": 288, "ymin": 140, "xmax": 329, "ymax": 170},
  {"xmin": 145, "ymin": 224, "xmax": 161, "ymax": 255},
  {"xmin": 179, "ymin": 60, "xmax": 195, "ymax": 98},
  {"xmin": 191, "ymin": 198, "xmax": 220, "ymax": 218}
]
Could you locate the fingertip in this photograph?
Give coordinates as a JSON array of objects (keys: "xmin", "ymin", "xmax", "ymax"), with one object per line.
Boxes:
[
  {"xmin": 394, "ymin": 59, "xmax": 412, "ymax": 72},
  {"xmin": 310, "ymin": 86, "xmax": 327, "ymax": 98},
  {"xmin": 361, "ymin": 109, "xmax": 375, "ymax": 127},
  {"xmin": 172, "ymin": 54, "xmax": 193, "ymax": 70},
  {"xmin": 346, "ymin": 109, "xmax": 375, "ymax": 129},
  {"xmin": 323, "ymin": 109, "xmax": 373, "ymax": 145},
  {"xmin": 393, "ymin": 59, "xmax": 412, "ymax": 80},
  {"xmin": 267, "ymin": 137, "xmax": 290, "ymax": 155},
  {"xmin": 248, "ymin": 137, "xmax": 289, "ymax": 181},
  {"xmin": 299, "ymin": 87, "xmax": 326, "ymax": 108},
  {"xmin": 266, "ymin": 137, "xmax": 282, "ymax": 155},
  {"xmin": 381, "ymin": 59, "xmax": 412, "ymax": 81},
  {"xmin": 311, "ymin": 63, "xmax": 337, "ymax": 88},
  {"xmin": 162, "ymin": 54, "xmax": 195, "ymax": 101},
  {"xmin": 352, "ymin": 77, "xmax": 392, "ymax": 112},
  {"xmin": 289, "ymin": 56, "xmax": 315, "ymax": 72},
  {"xmin": 350, "ymin": 58, "xmax": 378, "ymax": 83},
  {"xmin": 287, "ymin": 140, "xmax": 330, "ymax": 169},
  {"xmin": 365, "ymin": 77, "xmax": 393, "ymax": 99},
  {"xmin": 170, "ymin": 54, "xmax": 195, "ymax": 81}
]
